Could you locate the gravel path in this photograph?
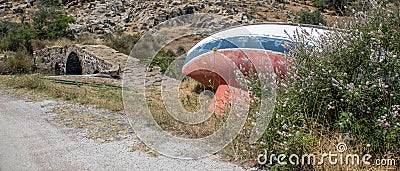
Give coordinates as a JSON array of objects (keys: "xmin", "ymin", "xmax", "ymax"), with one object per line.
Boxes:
[{"xmin": 0, "ymin": 89, "xmax": 244, "ymax": 171}]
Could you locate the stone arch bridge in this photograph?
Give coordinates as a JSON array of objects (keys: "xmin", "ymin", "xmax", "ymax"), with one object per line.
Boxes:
[{"xmin": 34, "ymin": 44, "xmax": 128, "ymax": 78}]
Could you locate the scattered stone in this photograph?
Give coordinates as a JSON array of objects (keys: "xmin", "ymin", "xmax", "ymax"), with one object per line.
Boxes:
[
  {"xmin": 0, "ymin": 0, "xmax": 317, "ymax": 38},
  {"xmin": 12, "ymin": 6, "xmax": 24, "ymax": 14}
]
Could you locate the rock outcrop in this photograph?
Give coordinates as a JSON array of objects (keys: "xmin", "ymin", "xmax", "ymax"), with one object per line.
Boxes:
[{"xmin": 1, "ymin": 0, "xmax": 310, "ymax": 38}]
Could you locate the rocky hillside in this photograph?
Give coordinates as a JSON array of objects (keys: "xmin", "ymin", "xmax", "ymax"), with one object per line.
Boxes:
[{"xmin": 1, "ymin": 0, "xmax": 338, "ymax": 37}]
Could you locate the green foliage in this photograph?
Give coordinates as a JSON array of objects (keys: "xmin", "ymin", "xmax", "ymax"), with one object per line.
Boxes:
[
  {"xmin": 313, "ymin": 0, "xmax": 357, "ymax": 15},
  {"xmin": 104, "ymin": 33, "xmax": 141, "ymax": 55},
  {"xmin": 254, "ymin": 2, "xmax": 400, "ymax": 169},
  {"xmin": 33, "ymin": 0, "xmax": 75, "ymax": 40},
  {"xmin": 327, "ymin": 0, "xmax": 351, "ymax": 14},
  {"xmin": 298, "ymin": 10, "xmax": 327, "ymax": 26},
  {"xmin": 312, "ymin": 0, "xmax": 325, "ymax": 10},
  {"xmin": 0, "ymin": 50, "xmax": 34, "ymax": 74},
  {"xmin": 151, "ymin": 50, "xmax": 177, "ymax": 72},
  {"xmin": 0, "ymin": 0, "xmax": 75, "ymax": 52},
  {"xmin": 148, "ymin": 46, "xmax": 185, "ymax": 74},
  {"xmin": 47, "ymin": 15, "xmax": 76, "ymax": 39},
  {"xmin": 282, "ymin": 0, "xmax": 400, "ymax": 153},
  {"xmin": 0, "ymin": 22, "xmax": 34, "ymax": 53},
  {"xmin": 0, "ymin": 0, "xmax": 74, "ymax": 74}
]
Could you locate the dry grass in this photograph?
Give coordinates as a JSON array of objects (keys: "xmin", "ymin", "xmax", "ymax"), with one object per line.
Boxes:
[
  {"xmin": 222, "ymin": 130, "xmax": 399, "ymax": 170},
  {"xmin": 161, "ymin": 35, "xmax": 206, "ymax": 55},
  {"xmin": 145, "ymin": 77, "xmax": 266, "ymax": 168},
  {"xmin": 308, "ymin": 132, "xmax": 399, "ymax": 171},
  {"xmin": 0, "ymin": 74, "xmax": 123, "ymax": 111},
  {"xmin": 75, "ymin": 33, "xmax": 104, "ymax": 45},
  {"xmin": 30, "ymin": 33, "xmax": 104, "ymax": 51},
  {"xmin": 145, "ymin": 78, "xmax": 228, "ymax": 139},
  {"xmin": 0, "ymin": 50, "xmax": 33, "ymax": 74},
  {"xmin": 0, "ymin": 74, "xmax": 227, "ymax": 139},
  {"xmin": 177, "ymin": 78, "xmax": 204, "ymax": 112},
  {"xmin": 129, "ymin": 143, "xmax": 159, "ymax": 157},
  {"xmin": 50, "ymin": 106, "xmax": 131, "ymax": 143},
  {"xmin": 1, "ymin": 75, "xmax": 396, "ymax": 170},
  {"xmin": 163, "ymin": 79, "xmax": 399, "ymax": 170},
  {"xmin": 31, "ymin": 38, "xmax": 73, "ymax": 51}
]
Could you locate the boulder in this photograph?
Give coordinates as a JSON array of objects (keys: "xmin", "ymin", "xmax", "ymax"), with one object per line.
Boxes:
[{"xmin": 12, "ymin": 7, "xmax": 24, "ymax": 14}]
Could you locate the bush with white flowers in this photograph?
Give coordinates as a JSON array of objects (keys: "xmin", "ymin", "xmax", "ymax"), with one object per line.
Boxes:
[{"xmin": 255, "ymin": 1, "xmax": 399, "ymax": 169}]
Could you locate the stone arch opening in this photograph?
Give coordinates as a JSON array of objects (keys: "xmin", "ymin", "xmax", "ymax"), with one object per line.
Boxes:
[
  {"xmin": 54, "ymin": 63, "xmax": 61, "ymax": 75},
  {"xmin": 66, "ymin": 52, "xmax": 82, "ymax": 75}
]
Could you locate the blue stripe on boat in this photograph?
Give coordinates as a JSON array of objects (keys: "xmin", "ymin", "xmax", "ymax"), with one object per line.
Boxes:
[{"xmin": 185, "ymin": 36, "xmax": 293, "ymax": 64}]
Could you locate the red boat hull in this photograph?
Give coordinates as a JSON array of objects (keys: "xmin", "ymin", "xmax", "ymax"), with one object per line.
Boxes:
[
  {"xmin": 182, "ymin": 49, "xmax": 287, "ymax": 90},
  {"xmin": 182, "ymin": 49, "xmax": 287, "ymax": 115}
]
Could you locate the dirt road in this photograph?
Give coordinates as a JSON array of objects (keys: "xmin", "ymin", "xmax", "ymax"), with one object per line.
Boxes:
[{"xmin": 0, "ymin": 90, "xmax": 244, "ymax": 171}]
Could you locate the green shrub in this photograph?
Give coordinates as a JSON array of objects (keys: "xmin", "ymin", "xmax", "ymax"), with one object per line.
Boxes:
[
  {"xmin": 288, "ymin": 0, "xmax": 397, "ymax": 155},
  {"xmin": 312, "ymin": 0, "xmax": 325, "ymax": 11},
  {"xmin": 253, "ymin": 1, "xmax": 400, "ymax": 169},
  {"xmin": 0, "ymin": 22, "xmax": 34, "ymax": 53},
  {"xmin": 150, "ymin": 50, "xmax": 177, "ymax": 72},
  {"xmin": 298, "ymin": 10, "xmax": 327, "ymax": 26},
  {"xmin": 313, "ymin": 0, "xmax": 357, "ymax": 15},
  {"xmin": 0, "ymin": 0, "xmax": 74, "ymax": 54},
  {"xmin": 0, "ymin": 50, "xmax": 34, "ymax": 74},
  {"xmin": 33, "ymin": 0, "xmax": 75, "ymax": 40},
  {"xmin": 46, "ymin": 15, "xmax": 76, "ymax": 39}
]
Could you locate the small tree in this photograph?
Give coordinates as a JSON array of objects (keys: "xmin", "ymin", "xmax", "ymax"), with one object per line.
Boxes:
[
  {"xmin": 298, "ymin": 10, "xmax": 327, "ymax": 26},
  {"xmin": 313, "ymin": 0, "xmax": 357, "ymax": 15},
  {"xmin": 33, "ymin": 0, "xmax": 75, "ymax": 40},
  {"xmin": 0, "ymin": 22, "xmax": 34, "ymax": 53}
]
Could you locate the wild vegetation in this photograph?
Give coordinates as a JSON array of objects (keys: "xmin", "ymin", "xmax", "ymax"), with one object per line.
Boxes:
[
  {"xmin": 141, "ymin": 3, "xmax": 399, "ymax": 170},
  {"xmin": 298, "ymin": 10, "xmax": 327, "ymax": 26},
  {"xmin": 0, "ymin": 0, "xmax": 75, "ymax": 74},
  {"xmin": 104, "ymin": 33, "xmax": 141, "ymax": 55},
  {"xmin": 33, "ymin": 0, "xmax": 76, "ymax": 40},
  {"xmin": 0, "ymin": 0, "xmax": 399, "ymax": 170},
  {"xmin": 248, "ymin": 1, "xmax": 399, "ymax": 170},
  {"xmin": 0, "ymin": 74, "xmax": 123, "ymax": 111},
  {"xmin": 0, "ymin": 50, "xmax": 33, "ymax": 74}
]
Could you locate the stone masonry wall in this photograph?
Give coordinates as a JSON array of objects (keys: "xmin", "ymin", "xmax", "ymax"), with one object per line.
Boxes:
[{"xmin": 34, "ymin": 44, "xmax": 119, "ymax": 77}]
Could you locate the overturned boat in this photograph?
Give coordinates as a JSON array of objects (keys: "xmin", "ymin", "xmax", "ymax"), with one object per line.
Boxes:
[{"xmin": 182, "ymin": 23, "xmax": 328, "ymax": 115}]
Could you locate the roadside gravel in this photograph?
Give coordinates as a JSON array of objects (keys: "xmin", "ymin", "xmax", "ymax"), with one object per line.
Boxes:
[{"xmin": 0, "ymin": 87, "xmax": 244, "ymax": 171}]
